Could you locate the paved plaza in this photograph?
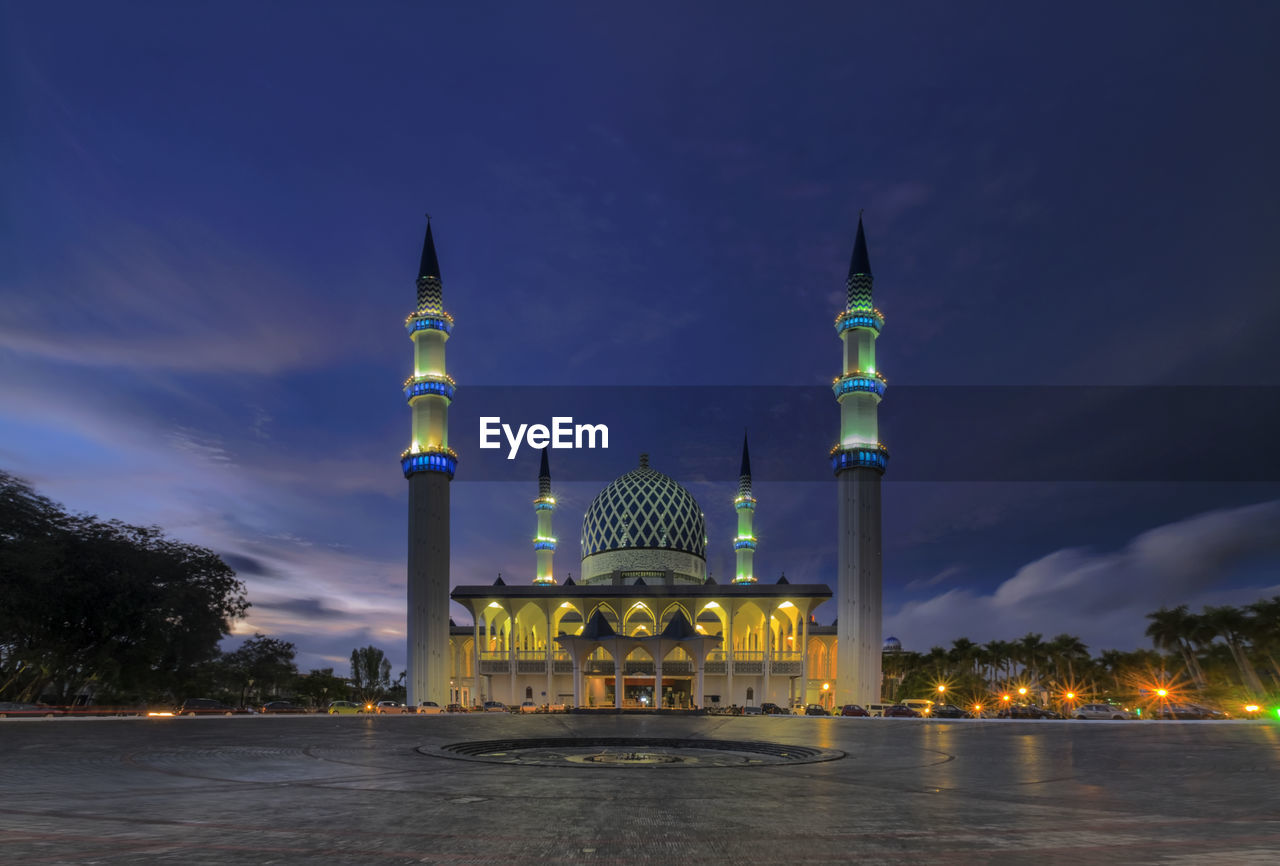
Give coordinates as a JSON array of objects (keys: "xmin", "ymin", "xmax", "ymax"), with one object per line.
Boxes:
[{"xmin": 1, "ymin": 714, "xmax": 1278, "ymax": 864}]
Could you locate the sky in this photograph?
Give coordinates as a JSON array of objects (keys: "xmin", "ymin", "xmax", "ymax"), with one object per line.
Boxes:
[{"xmin": 3, "ymin": 3, "xmax": 1279, "ymax": 674}]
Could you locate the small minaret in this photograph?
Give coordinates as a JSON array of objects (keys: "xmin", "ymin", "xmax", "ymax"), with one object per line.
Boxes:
[
  {"xmin": 403, "ymin": 217, "xmax": 457, "ymax": 708},
  {"xmin": 733, "ymin": 432, "xmax": 757, "ymax": 584},
  {"xmin": 532, "ymin": 447, "xmax": 557, "ymax": 585},
  {"xmin": 832, "ymin": 214, "xmax": 887, "ymax": 710}
]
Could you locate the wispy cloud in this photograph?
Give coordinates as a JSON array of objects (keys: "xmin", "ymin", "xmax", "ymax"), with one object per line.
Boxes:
[{"xmin": 886, "ymin": 499, "xmax": 1280, "ymax": 652}]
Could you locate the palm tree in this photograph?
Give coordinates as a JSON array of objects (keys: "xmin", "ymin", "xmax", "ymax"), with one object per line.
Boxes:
[
  {"xmin": 1017, "ymin": 633, "xmax": 1046, "ymax": 685},
  {"xmin": 1246, "ymin": 597, "xmax": 1280, "ymax": 686},
  {"xmin": 1144, "ymin": 606, "xmax": 1207, "ymax": 689},
  {"xmin": 949, "ymin": 638, "xmax": 979, "ymax": 677},
  {"xmin": 1202, "ymin": 605, "xmax": 1266, "ymax": 696},
  {"xmin": 1046, "ymin": 634, "xmax": 1089, "ymax": 684}
]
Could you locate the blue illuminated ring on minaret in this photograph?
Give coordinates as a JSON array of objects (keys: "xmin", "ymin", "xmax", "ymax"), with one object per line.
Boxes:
[
  {"xmin": 830, "ymin": 444, "xmax": 889, "ymax": 474},
  {"xmin": 401, "ymin": 449, "xmax": 458, "ymax": 479},
  {"xmin": 832, "ymin": 373, "xmax": 886, "ymax": 399},
  {"xmin": 836, "ymin": 308, "xmax": 884, "ymax": 336},
  {"xmin": 404, "ymin": 375, "xmax": 456, "ymax": 402},
  {"xmin": 405, "ymin": 312, "xmax": 454, "ymax": 336}
]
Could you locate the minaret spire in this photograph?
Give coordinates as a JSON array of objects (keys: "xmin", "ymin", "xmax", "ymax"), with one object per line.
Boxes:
[
  {"xmin": 403, "ymin": 214, "xmax": 457, "ymax": 709},
  {"xmin": 733, "ymin": 431, "xmax": 757, "ymax": 584},
  {"xmin": 416, "ymin": 217, "xmax": 444, "ymax": 312},
  {"xmin": 846, "ymin": 214, "xmax": 875, "ymax": 311},
  {"xmin": 832, "ymin": 213, "xmax": 886, "ymax": 711},
  {"xmin": 533, "ymin": 447, "xmax": 557, "ymax": 585}
]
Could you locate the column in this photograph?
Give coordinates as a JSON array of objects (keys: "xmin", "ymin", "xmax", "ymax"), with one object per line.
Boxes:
[
  {"xmin": 726, "ymin": 604, "xmax": 735, "ymax": 704},
  {"xmin": 613, "ymin": 643, "xmax": 624, "ymax": 710},
  {"xmin": 654, "ymin": 648, "xmax": 664, "ymax": 711},
  {"xmin": 472, "ymin": 620, "xmax": 482, "ymax": 708},
  {"xmin": 695, "ymin": 654, "xmax": 706, "ymax": 709}
]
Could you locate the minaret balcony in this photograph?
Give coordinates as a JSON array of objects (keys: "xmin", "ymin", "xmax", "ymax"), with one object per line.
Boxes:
[
  {"xmin": 533, "ymin": 536, "xmax": 558, "ymax": 551},
  {"xmin": 403, "ymin": 373, "xmax": 456, "ymax": 402},
  {"xmin": 734, "ymin": 494, "xmax": 756, "ymax": 511},
  {"xmin": 829, "ymin": 442, "xmax": 889, "ymax": 474},
  {"xmin": 532, "ymin": 576, "xmax": 557, "ymax": 586},
  {"xmin": 400, "ymin": 445, "xmax": 459, "ymax": 479},
  {"xmin": 405, "ymin": 310, "xmax": 454, "ymax": 337},
  {"xmin": 835, "ymin": 307, "xmax": 884, "ymax": 336},
  {"xmin": 832, "ymin": 371, "xmax": 887, "ymax": 399},
  {"xmin": 534, "ymin": 496, "xmax": 557, "ymax": 512},
  {"xmin": 733, "ymin": 535, "xmax": 758, "ymax": 551}
]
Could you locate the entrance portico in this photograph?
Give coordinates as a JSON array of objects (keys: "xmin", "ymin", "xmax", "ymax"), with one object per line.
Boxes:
[{"xmin": 557, "ymin": 609, "xmax": 721, "ymax": 709}]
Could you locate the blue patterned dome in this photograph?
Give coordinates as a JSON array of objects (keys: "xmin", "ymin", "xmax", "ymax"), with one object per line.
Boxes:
[{"xmin": 581, "ymin": 455, "xmax": 706, "ymax": 560}]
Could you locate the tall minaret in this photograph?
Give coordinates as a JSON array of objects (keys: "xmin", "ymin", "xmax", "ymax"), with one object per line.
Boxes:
[
  {"xmin": 733, "ymin": 433, "xmax": 757, "ymax": 584},
  {"xmin": 832, "ymin": 215, "xmax": 887, "ymax": 709},
  {"xmin": 532, "ymin": 447, "xmax": 557, "ymax": 585},
  {"xmin": 402, "ymin": 217, "xmax": 457, "ymax": 708}
]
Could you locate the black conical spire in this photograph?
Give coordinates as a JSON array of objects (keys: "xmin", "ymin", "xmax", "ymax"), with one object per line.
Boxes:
[
  {"xmin": 739, "ymin": 431, "xmax": 752, "ymax": 478},
  {"xmin": 538, "ymin": 447, "xmax": 551, "ymax": 497},
  {"xmin": 418, "ymin": 218, "xmax": 441, "ymax": 281},
  {"xmin": 415, "ymin": 216, "xmax": 444, "ymax": 312},
  {"xmin": 846, "ymin": 213, "xmax": 874, "ymax": 310},
  {"xmin": 539, "ymin": 446, "xmax": 550, "ymax": 479},
  {"xmin": 848, "ymin": 214, "xmax": 871, "ymax": 277}
]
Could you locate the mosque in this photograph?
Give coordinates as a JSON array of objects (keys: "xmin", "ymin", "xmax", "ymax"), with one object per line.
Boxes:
[{"xmin": 401, "ymin": 218, "xmax": 887, "ymax": 711}]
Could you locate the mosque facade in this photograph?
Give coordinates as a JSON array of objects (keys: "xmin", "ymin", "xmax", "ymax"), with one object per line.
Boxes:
[{"xmin": 402, "ymin": 218, "xmax": 886, "ymax": 710}]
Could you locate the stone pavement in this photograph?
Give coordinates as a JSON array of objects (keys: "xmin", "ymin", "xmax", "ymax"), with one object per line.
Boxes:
[{"xmin": 1, "ymin": 714, "xmax": 1278, "ymax": 864}]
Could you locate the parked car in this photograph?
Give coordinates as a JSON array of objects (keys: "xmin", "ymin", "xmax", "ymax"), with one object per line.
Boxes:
[
  {"xmin": 1153, "ymin": 704, "xmax": 1229, "ymax": 720},
  {"xmin": 839, "ymin": 704, "xmax": 870, "ymax": 717},
  {"xmin": 930, "ymin": 704, "xmax": 968, "ymax": 719},
  {"xmin": 804, "ymin": 704, "xmax": 830, "ymax": 716},
  {"xmin": 1074, "ymin": 703, "xmax": 1137, "ymax": 720},
  {"xmin": 0, "ymin": 702, "xmax": 61, "ymax": 718},
  {"xmin": 865, "ymin": 703, "xmax": 891, "ymax": 717},
  {"xmin": 883, "ymin": 704, "xmax": 922, "ymax": 718},
  {"xmin": 260, "ymin": 701, "xmax": 307, "ymax": 714},
  {"xmin": 741, "ymin": 705, "xmax": 763, "ymax": 715},
  {"xmin": 327, "ymin": 701, "xmax": 362, "ymax": 715},
  {"xmin": 519, "ymin": 700, "xmax": 538, "ymax": 713},
  {"xmin": 899, "ymin": 699, "xmax": 935, "ymax": 716},
  {"xmin": 444, "ymin": 703, "xmax": 468, "ymax": 713},
  {"xmin": 175, "ymin": 699, "xmax": 252, "ymax": 716},
  {"xmin": 416, "ymin": 701, "xmax": 443, "ymax": 714},
  {"xmin": 372, "ymin": 701, "xmax": 409, "ymax": 715},
  {"xmin": 760, "ymin": 702, "xmax": 788, "ymax": 715},
  {"xmin": 997, "ymin": 704, "xmax": 1060, "ymax": 719},
  {"xmin": 482, "ymin": 701, "xmax": 508, "ymax": 713}
]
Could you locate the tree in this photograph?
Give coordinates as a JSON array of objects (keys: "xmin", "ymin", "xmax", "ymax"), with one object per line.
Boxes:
[
  {"xmin": 293, "ymin": 667, "xmax": 351, "ymax": 709},
  {"xmin": 1, "ymin": 471, "xmax": 249, "ymax": 703},
  {"xmin": 222, "ymin": 634, "xmax": 298, "ymax": 707},
  {"xmin": 1201, "ymin": 606, "xmax": 1266, "ymax": 696},
  {"xmin": 1144, "ymin": 606, "xmax": 1207, "ymax": 689},
  {"xmin": 350, "ymin": 646, "xmax": 392, "ymax": 704}
]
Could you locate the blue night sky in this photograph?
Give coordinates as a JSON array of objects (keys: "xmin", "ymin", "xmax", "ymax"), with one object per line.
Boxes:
[{"xmin": 3, "ymin": 3, "xmax": 1278, "ymax": 673}]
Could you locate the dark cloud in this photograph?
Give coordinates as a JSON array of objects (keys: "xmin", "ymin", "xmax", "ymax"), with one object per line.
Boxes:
[
  {"xmin": 252, "ymin": 596, "xmax": 352, "ymax": 621},
  {"xmin": 221, "ymin": 553, "xmax": 283, "ymax": 579}
]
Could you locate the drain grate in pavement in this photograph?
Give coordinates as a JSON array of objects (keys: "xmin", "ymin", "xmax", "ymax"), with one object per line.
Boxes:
[{"xmin": 417, "ymin": 737, "xmax": 845, "ymax": 768}]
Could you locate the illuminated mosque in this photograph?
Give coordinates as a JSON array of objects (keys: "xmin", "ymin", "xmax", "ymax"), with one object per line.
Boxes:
[{"xmin": 402, "ymin": 218, "xmax": 888, "ymax": 710}]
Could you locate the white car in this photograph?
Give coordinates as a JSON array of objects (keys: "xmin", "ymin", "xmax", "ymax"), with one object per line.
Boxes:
[
  {"xmin": 415, "ymin": 701, "xmax": 443, "ymax": 715},
  {"xmin": 1074, "ymin": 703, "xmax": 1136, "ymax": 720},
  {"xmin": 519, "ymin": 700, "xmax": 538, "ymax": 713},
  {"xmin": 899, "ymin": 699, "xmax": 935, "ymax": 716}
]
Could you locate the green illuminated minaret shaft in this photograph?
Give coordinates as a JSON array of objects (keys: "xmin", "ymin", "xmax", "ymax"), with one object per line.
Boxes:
[
  {"xmin": 533, "ymin": 447, "xmax": 557, "ymax": 584},
  {"xmin": 832, "ymin": 216, "xmax": 887, "ymax": 709},
  {"xmin": 403, "ymin": 218, "xmax": 457, "ymax": 708},
  {"xmin": 733, "ymin": 433, "xmax": 757, "ymax": 583}
]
